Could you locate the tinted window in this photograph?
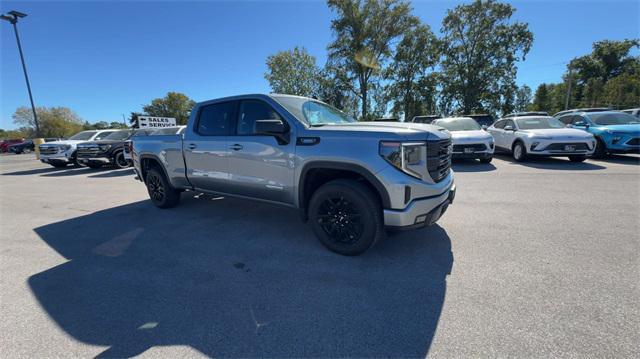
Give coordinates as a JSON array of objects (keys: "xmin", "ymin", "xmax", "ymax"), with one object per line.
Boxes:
[
  {"xmin": 237, "ymin": 100, "xmax": 282, "ymax": 135},
  {"xmin": 68, "ymin": 131, "xmax": 96, "ymax": 141},
  {"xmin": 94, "ymin": 131, "xmax": 114, "ymax": 140},
  {"xmin": 558, "ymin": 115, "xmax": 573, "ymax": 125},
  {"xmin": 197, "ymin": 102, "xmax": 235, "ymax": 136},
  {"xmin": 515, "ymin": 117, "xmax": 564, "ymax": 129},
  {"xmin": 434, "ymin": 118, "xmax": 481, "ymax": 131},
  {"xmin": 104, "ymin": 130, "xmax": 133, "ymax": 140},
  {"xmin": 493, "ymin": 120, "xmax": 506, "ymax": 129},
  {"xmin": 588, "ymin": 112, "xmax": 640, "ymax": 125}
]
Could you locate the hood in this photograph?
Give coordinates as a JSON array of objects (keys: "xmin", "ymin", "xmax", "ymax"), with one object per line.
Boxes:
[
  {"xmin": 77, "ymin": 139, "xmax": 125, "ymax": 146},
  {"xmin": 522, "ymin": 128, "xmax": 593, "ymax": 139},
  {"xmin": 451, "ymin": 130, "xmax": 493, "ymax": 142},
  {"xmin": 596, "ymin": 124, "xmax": 640, "ymax": 134},
  {"xmin": 308, "ymin": 121, "xmax": 451, "ymax": 140},
  {"xmin": 39, "ymin": 140, "xmax": 86, "ymax": 146}
]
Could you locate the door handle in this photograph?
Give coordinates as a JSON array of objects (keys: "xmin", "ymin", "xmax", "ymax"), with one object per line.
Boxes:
[
  {"xmin": 187, "ymin": 143, "xmax": 197, "ymax": 150},
  {"xmin": 230, "ymin": 144, "xmax": 243, "ymax": 151}
]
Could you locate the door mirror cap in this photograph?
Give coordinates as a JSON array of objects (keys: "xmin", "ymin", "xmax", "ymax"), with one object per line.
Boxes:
[
  {"xmin": 481, "ymin": 125, "xmax": 488, "ymax": 131},
  {"xmin": 504, "ymin": 125, "xmax": 515, "ymax": 131},
  {"xmin": 255, "ymin": 119, "xmax": 286, "ymax": 134},
  {"xmin": 255, "ymin": 119, "xmax": 290, "ymax": 145}
]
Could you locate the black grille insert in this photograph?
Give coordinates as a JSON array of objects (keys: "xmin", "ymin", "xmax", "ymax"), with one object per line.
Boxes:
[
  {"xmin": 544, "ymin": 143, "xmax": 589, "ymax": 151},
  {"xmin": 427, "ymin": 139, "xmax": 452, "ymax": 183},
  {"xmin": 453, "ymin": 143, "xmax": 487, "ymax": 153},
  {"xmin": 626, "ymin": 138, "xmax": 640, "ymax": 146}
]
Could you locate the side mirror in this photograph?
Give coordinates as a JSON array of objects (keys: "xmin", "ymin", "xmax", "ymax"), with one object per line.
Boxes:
[
  {"xmin": 565, "ymin": 124, "xmax": 573, "ymax": 128},
  {"xmin": 481, "ymin": 125, "xmax": 488, "ymax": 130},
  {"xmin": 255, "ymin": 119, "xmax": 289, "ymax": 144},
  {"xmin": 504, "ymin": 125, "xmax": 514, "ymax": 131}
]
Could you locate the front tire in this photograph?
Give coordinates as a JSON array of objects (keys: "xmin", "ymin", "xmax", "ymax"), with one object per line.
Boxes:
[
  {"xmin": 308, "ymin": 179, "xmax": 383, "ymax": 256},
  {"xmin": 592, "ymin": 138, "xmax": 607, "ymax": 159},
  {"xmin": 512, "ymin": 141, "xmax": 527, "ymax": 162},
  {"xmin": 145, "ymin": 168, "xmax": 181, "ymax": 208},
  {"xmin": 114, "ymin": 151, "xmax": 131, "ymax": 169},
  {"xmin": 569, "ymin": 155, "xmax": 587, "ymax": 162}
]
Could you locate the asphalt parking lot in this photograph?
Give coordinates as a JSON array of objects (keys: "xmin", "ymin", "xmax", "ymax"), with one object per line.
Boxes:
[{"xmin": 1, "ymin": 153, "xmax": 639, "ymax": 358}]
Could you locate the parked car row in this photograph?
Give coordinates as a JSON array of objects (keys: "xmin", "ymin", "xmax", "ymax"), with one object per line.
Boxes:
[
  {"xmin": 37, "ymin": 127, "xmax": 185, "ymax": 168},
  {"xmin": 25, "ymin": 95, "xmax": 638, "ymax": 257}
]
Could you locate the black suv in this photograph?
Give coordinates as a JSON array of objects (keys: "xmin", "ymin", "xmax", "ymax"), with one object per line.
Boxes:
[{"xmin": 76, "ymin": 129, "xmax": 140, "ymax": 169}]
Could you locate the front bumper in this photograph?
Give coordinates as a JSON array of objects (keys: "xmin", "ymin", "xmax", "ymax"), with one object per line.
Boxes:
[
  {"xmin": 384, "ymin": 184, "xmax": 455, "ymax": 229},
  {"xmin": 77, "ymin": 157, "xmax": 111, "ymax": 165},
  {"xmin": 605, "ymin": 137, "xmax": 640, "ymax": 153},
  {"xmin": 40, "ymin": 152, "xmax": 74, "ymax": 163},
  {"xmin": 528, "ymin": 140, "xmax": 595, "ymax": 156}
]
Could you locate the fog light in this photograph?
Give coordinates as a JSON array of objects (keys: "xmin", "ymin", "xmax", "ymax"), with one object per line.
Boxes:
[
  {"xmin": 612, "ymin": 137, "xmax": 622, "ymax": 144},
  {"xmin": 531, "ymin": 142, "xmax": 539, "ymax": 151},
  {"xmin": 415, "ymin": 214, "xmax": 428, "ymax": 224}
]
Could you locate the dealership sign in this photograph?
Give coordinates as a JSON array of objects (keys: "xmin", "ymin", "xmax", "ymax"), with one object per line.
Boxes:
[{"xmin": 138, "ymin": 116, "xmax": 177, "ymax": 128}]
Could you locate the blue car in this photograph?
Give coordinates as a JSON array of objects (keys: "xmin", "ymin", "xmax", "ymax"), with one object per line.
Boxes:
[{"xmin": 556, "ymin": 110, "xmax": 640, "ymax": 158}]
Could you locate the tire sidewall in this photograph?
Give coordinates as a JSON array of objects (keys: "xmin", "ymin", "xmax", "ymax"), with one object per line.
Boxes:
[
  {"xmin": 513, "ymin": 141, "xmax": 526, "ymax": 162},
  {"xmin": 114, "ymin": 151, "xmax": 130, "ymax": 169},
  {"xmin": 308, "ymin": 181, "xmax": 381, "ymax": 256}
]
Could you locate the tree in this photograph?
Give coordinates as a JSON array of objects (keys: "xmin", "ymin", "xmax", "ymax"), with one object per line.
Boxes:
[
  {"xmin": 602, "ymin": 73, "xmax": 640, "ymax": 109},
  {"xmin": 12, "ymin": 106, "xmax": 84, "ymax": 138},
  {"xmin": 387, "ymin": 24, "xmax": 440, "ymax": 120},
  {"xmin": 439, "ymin": 0, "xmax": 533, "ymax": 116},
  {"xmin": 109, "ymin": 121, "xmax": 129, "ymax": 129},
  {"xmin": 514, "ymin": 85, "xmax": 532, "ymax": 112},
  {"xmin": 128, "ymin": 112, "xmax": 144, "ymax": 128},
  {"xmin": 265, "ymin": 47, "xmax": 320, "ymax": 97},
  {"xmin": 142, "ymin": 92, "xmax": 196, "ymax": 125},
  {"xmin": 327, "ymin": 0, "xmax": 417, "ymax": 120}
]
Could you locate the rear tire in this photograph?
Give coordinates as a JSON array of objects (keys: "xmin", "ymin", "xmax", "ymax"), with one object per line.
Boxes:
[
  {"xmin": 308, "ymin": 179, "xmax": 383, "ymax": 256},
  {"xmin": 592, "ymin": 138, "xmax": 607, "ymax": 159},
  {"xmin": 512, "ymin": 141, "xmax": 527, "ymax": 162},
  {"xmin": 569, "ymin": 155, "xmax": 587, "ymax": 162},
  {"xmin": 145, "ymin": 168, "xmax": 181, "ymax": 208}
]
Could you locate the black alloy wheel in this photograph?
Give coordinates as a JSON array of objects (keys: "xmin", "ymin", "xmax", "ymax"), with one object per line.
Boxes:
[{"xmin": 316, "ymin": 196, "xmax": 365, "ymax": 245}]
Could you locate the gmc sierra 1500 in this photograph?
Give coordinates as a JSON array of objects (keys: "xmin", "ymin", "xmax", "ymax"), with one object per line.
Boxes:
[{"xmin": 132, "ymin": 94, "xmax": 455, "ymax": 255}]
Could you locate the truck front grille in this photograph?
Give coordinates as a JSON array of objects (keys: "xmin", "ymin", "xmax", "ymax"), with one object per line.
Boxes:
[
  {"xmin": 77, "ymin": 146, "xmax": 102, "ymax": 157},
  {"xmin": 427, "ymin": 139, "xmax": 452, "ymax": 183},
  {"xmin": 39, "ymin": 146, "xmax": 60, "ymax": 155}
]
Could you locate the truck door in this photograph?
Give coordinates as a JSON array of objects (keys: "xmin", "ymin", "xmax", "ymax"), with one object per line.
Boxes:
[
  {"xmin": 226, "ymin": 99, "xmax": 296, "ymax": 205},
  {"xmin": 183, "ymin": 101, "xmax": 236, "ymax": 192}
]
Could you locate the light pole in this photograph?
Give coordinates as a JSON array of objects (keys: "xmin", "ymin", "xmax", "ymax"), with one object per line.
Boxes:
[{"xmin": 1, "ymin": 10, "xmax": 40, "ymax": 136}]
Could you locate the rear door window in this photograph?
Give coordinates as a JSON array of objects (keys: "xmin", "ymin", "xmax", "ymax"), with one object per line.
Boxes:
[{"xmin": 196, "ymin": 102, "xmax": 236, "ymax": 136}]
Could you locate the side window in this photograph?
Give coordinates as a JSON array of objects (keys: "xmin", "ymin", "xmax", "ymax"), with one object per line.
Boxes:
[
  {"xmin": 504, "ymin": 120, "xmax": 515, "ymax": 129},
  {"xmin": 558, "ymin": 115, "xmax": 572, "ymax": 125},
  {"xmin": 572, "ymin": 116, "xmax": 587, "ymax": 126},
  {"xmin": 95, "ymin": 131, "xmax": 113, "ymax": 140},
  {"xmin": 237, "ymin": 100, "xmax": 282, "ymax": 135},
  {"xmin": 493, "ymin": 120, "xmax": 505, "ymax": 129},
  {"xmin": 196, "ymin": 102, "xmax": 236, "ymax": 136}
]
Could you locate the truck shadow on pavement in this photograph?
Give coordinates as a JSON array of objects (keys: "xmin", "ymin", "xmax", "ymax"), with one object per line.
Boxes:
[
  {"xmin": 28, "ymin": 194, "xmax": 453, "ymax": 358},
  {"xmin": 451, "ymin": 159, "xmax": 497, "ymax": 172}
]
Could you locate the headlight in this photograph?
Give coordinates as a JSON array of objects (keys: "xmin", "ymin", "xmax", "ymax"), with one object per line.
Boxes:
[
  {"xmin": 380, "ymin": 141, "xmax": 427, "ymax": 179},
  {"xmin": 531, "ymin": 135, "xmax": 552, "ymax": 140},
  {"xmin": 99, "ymin": 144, "xmax": 111, "ymax": 151}
]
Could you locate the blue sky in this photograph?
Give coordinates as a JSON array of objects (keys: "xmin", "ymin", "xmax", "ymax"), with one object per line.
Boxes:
[{"xmin": 1, "ymin": 0, "xmax": 638, "ymax": 129}]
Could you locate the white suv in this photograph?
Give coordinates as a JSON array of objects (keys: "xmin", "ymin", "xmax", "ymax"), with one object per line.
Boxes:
[
  {"xmin": 432, "ymin": 117, "xmax": 494, "ymax": 163},
  {"xmin": 487, "ymin": 114, "xmax": 595, "ymax": 162},
  {"xmin": 39, "ymin": 130, "xmax": 116, "ymax": 167}
]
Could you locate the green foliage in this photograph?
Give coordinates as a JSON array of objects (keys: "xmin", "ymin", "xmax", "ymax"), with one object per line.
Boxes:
[
  {"xmin": 12, "ymin": 106, "xmax": 84, "ymax": 138},
  {"xmin": 514, "ymin": 85, "xmax": 533, "ymax": 112},
  {"xmin": 532, "ymin": 39, "xmax": 639, "ymax": 111},
  {"xmin": 387, "ymin": 24, "xmax": 440, "ymax": 120},
  {"xmin": 327, "ymin": 0, "xmax": 417, "ymax": 120},
  {"xmin": 439, "ymin": 0, "xmax": 533, "ymax": 116},
  {"xmin": 142, "ymin": 92, "xmax": 196, "ymax": 125},
  {"xmin": 265, "ymin": 47, "xmax": 320, "ymax": 97}
]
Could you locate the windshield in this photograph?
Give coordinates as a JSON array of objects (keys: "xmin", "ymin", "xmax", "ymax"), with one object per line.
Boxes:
[
  {"xmin": 434, "ymin": 118, "xmax": 481, "ymax": 131},
  {"xmin": 68, "ymin": 131, "xmax": 96, "ymax": 141},
  {"xmin": 588, "ymin": 112, "xmax": 640, "ymax": 125},
  {"xmin": 272, "ymin": 95, "xmax": 355, "ymax": 126},
  {"xmin": 515, "ymin": 117, "xmax": 564, "ymax": 130},
  {"xmin": 103, "ymin": 130, "xmax": 133, "ymax": 141}
]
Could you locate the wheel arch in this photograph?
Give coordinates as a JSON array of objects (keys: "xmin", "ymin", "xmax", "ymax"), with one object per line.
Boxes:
[
  {"xmin": 138, "ymin": 154, "xmax": 170, "ymax": 183},
  {"xmin": 298, "ymin": 161, "xmax": 390, "ymax": 220}
]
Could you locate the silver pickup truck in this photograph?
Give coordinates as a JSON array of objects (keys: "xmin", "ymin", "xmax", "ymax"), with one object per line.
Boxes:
[{"xmin": 132, "ymin": 94, "xmax": 456, "ymax": 255}]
